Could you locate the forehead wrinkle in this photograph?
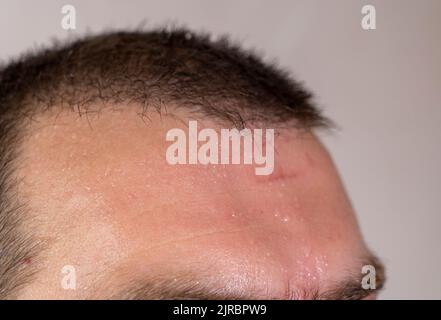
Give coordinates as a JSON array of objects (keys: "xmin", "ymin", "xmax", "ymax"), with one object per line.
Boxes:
[{"xmin": 128, "ymin": 222, "xmax": 278, "ymax": 254}]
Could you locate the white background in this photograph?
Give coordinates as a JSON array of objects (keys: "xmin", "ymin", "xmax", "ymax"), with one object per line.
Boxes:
[{"xmin": 0, "ymin": 0, "xmax": 440, "ymax": 299}]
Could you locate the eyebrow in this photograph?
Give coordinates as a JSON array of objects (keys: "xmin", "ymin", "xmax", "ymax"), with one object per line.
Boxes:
[
  {"xmin": 107, "ymin": 254, "xmax": 385, "ymax": 300},
  {"xmin": 318, "ymin": 254, "xmax": 385, "ymax": 300}
]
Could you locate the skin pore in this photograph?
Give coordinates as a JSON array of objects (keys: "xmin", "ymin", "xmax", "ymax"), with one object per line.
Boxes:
[{"xmin": 14, "ymin": 105, "xmax": 383, "ymax": 299}]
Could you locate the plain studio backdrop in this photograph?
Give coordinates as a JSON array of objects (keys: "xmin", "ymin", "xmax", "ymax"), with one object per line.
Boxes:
[{"xmin": 0, "ymin": 0, "xmax": 440, "ymax": 299}]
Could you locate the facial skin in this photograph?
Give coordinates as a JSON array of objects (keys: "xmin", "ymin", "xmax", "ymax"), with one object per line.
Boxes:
[{"xmin": 14, "ymin": 105, "xmax": 383, "ymax": 299}]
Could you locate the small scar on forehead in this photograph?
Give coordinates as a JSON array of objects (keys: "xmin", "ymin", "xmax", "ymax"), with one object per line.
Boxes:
[{"xmin": 255, "ymin": 164, "xmax": 300, "ymax": 183}]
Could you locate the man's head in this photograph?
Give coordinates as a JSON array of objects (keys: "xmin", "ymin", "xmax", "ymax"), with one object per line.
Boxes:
[{"xmin": 0, "ymin": 29, "xmax": 384, "ymax": 299}]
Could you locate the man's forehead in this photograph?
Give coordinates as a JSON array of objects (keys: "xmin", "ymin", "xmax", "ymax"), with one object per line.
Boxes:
[
  {"xmin": 19, "ymin": 106, "xmax": 339, "ymax": 228},
  {"xmin": 17, "ymin": 105, "xmax": 368, "ymax": 298}
]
